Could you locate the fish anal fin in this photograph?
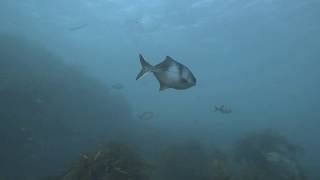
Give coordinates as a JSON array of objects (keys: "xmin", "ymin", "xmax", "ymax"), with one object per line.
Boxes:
[{"xmin": 159, "ymin": 83, "xmax": 169, "ymax": 91}]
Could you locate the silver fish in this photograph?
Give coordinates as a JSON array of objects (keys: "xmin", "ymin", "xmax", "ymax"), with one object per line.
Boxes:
[
  {"xmin": 139, "ymin": 111, "xmax": 154, "ymax": 121},
  {"xmin": 214, "ymin": 105, "xmax": 232, "ymax": 114},
  {"xmin": 111, "ymin": 83, "xmax": 124, "ymax": 90},
  {"xmin": 69, "ymin": 23, "xmax": 88, "ymax": 31},
  {"xmin": 136, "ymin": 54, "xmax": 196, "ymax": 91}
]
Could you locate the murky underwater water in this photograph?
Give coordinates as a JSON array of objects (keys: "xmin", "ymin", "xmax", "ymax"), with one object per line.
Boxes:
[{"xmin": 0, "ymin": 0, "xmax": 319, "ymax": 179}]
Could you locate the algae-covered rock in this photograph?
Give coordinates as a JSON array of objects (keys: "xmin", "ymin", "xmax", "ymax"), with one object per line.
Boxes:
[
  {"xmin": 0, "ymin": 33, "xmax": 134, "ymax": 179},
  {"xmin": 157, "ymin": 140, "xmax": 210, "ymax": 180},
  {"xmin": 233, "ymin": 130, "xmax": 307, "ymax": 180},
  {"xmin": 208, "ymin": 148, "xmax": 233, "ymax": 180},
  {"xmin": 157, "ymin": 141, "xmax": 233, "ymax": 180},
  {"xmin": 53, "ymin": 142, "xmax": 150, "ymax": 180},
  {"xmin": 209, "ymin": 160, "xmax": 232, "ymax": 180}
]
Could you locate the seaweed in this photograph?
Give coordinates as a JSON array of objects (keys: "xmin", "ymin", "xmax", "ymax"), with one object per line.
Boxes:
[
  {"xmin": 208, "ymin": 148, "xmax": 233, "ymax": 180},
  {"xmin": 41, "ymin": 130, "xmax": 311, "ymax": 180},
  {"xmin": 51, "ymin": 142, "xmax": 151, "ymax": 180}
]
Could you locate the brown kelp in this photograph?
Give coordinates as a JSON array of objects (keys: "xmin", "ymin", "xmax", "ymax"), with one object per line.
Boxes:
[
  {"xmin": 51, "ymin": 142, "xmax": 150, "ymax": 180},
  {"xmin": 208, "ymin": 148, "xmax": 233, "ymax": 180},
  {"xmin": 42, "ymin": 130, "xmax": 311, "ymax": 180}
]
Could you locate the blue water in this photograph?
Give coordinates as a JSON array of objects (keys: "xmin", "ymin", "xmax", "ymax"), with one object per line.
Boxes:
[{"xmin": 0, "ymin": 0, "xmax": 319, "ymax": 179}]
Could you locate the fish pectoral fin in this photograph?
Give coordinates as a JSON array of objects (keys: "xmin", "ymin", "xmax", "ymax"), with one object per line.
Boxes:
[{"xmin": 159, "ymin": 83, "xmax": 169, "ymax": 91}]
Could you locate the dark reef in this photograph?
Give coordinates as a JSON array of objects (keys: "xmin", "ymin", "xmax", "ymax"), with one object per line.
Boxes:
[
  {"xmin": 0, "ymin": 33, "xmax": 134, "ymax": 180},
  {"xmin": 157, "ymin": 140, "xmax": 210, "ymax": 180},
  {"xmin": 233, "ymin": 130, "xmax": 308, "ymax": 180},
  {"xmin": 44, "ymin": 142, "xmax": 151, "ymax": 180}
]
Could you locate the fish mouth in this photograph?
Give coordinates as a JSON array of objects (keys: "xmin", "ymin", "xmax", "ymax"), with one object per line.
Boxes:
[
  {"xmin": 192, "ymin": 79, "xmax": 197, "ymax": 86},
  {"xmin": 188, "ymin": 81, "xmax": 196, "ymax": 88},
  {"xmin": 192, "ymin": 76, "xmax": 197, "ymax": 85}
]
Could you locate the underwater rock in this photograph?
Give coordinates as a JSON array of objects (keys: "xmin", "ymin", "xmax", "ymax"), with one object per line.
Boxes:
[
  {"xmin": 208, "ymin": 148, "xmax": 233, "ymax": 180},
  {"xmin": 158, "ymin": 140, "xmax": 210, "ymax": 180},
  {"xmin": 209, "ymin": 160, "xmax": 232, "ymax": 180},
  {"xmin": 0, "ymin": 33, "xmax": 134, "ymax": 180},
  {"xmin": 233, "ymin": 130, "xmax": 308, "ymax": 180},
  {"xmin": 50, "ymin": 142, "xmax": 150, "ymax": 180}
]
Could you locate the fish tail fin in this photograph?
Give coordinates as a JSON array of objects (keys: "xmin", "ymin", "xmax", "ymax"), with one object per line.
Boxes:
[
  {"xmin": 136, "ymin": 54, "xmax": 153, "ymax": 80},
  {"xmin": 214, "ymin": 106, "xmax": 219, "ymax": 112}
]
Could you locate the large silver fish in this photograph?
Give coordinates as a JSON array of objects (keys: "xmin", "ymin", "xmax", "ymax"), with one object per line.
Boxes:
[{"xmin": 136, "ymin": 54, "xmax": 196, "ymax": 91}]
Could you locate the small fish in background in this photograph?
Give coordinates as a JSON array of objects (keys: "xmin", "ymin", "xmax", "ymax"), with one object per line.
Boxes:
[
  {"xmin": 265, "ymin": 152, "xmax": 282, "ymax": 163},
  {"xmin": 264, "ymin": 152, "xmax": 292, "ymax": 165},
  {"xmin": 214, "ymin": 105, "xmax": 232, "ymax": 114},
  {"xmin": 20, "ymin": 127, "xmax": 26, "ymax": 132},
  {"xmin": 34, "ymin": 97, "xmax": 44, "ymax": 104},
  {"xmin": 111, "ymin": 83, "xmax": 124, "ymax": 90},
  {"xmin": 69, "ymin": 23, "xmax": 88, "ymax": 31},
  {"xmin": 138, "ymin": 111, "xmax": 154, "ymax": 121},
  {"xmin": 193, "ymin": 119, "xmax": 200, "ymax": 124},
  {"xmin": 136, "ymin": 54, "xmax": 196, "ymax": 91}
]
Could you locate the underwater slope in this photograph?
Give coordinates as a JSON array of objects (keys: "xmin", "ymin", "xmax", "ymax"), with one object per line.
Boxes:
[{"xmin": 0, "ymin": 33, "xmax": 133, "ymax": 180}]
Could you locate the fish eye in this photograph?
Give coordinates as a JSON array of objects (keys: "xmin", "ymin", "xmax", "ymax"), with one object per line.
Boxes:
[{"xmin": 181, "ymin": 78, "xmax": 188, "ymax": 84}]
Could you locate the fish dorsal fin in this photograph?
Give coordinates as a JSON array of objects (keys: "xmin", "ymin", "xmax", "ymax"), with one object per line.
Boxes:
[
  {"xmin": 159, "ymin": 82, "xmax": 169, "ymax": 91},
  {"xmin": 156, "ymin": 56, "xmax": 176, "ymax": 69},
  {"xmin": 165, "ymin": 56, "xmax": 175, "ymax": 62}
]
